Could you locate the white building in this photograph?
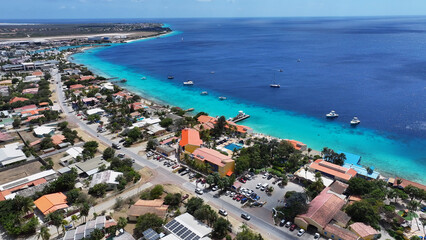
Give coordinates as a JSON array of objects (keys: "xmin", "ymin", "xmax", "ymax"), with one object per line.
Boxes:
[
  {"xmin": 89, "ymin": 170, "xmax": 123, "ymax": 188},
  {"xmin": 24, "ymin": 76, "xmax": 41, "ymax": 83},
  {"xmin": 101, "ymin": 82, "xmax": 114, "ymax": 91},
  {"xmin": 0, "ymin": 142, "xmax": 26, "ymax": 166},
  {"xmin": 164, "ymin": 213, "xmax": 212, "ymax": 240},
  {"xmin": 65, "ymin": 147, "xmax": 83, "ymax": 159},
  {"xmin": 33, "ymin": 126, "xmax": 55, "ymax": 137},
  {"xmin": 86, "ymin": 108, "xmax": 105, "ymax": 116}
]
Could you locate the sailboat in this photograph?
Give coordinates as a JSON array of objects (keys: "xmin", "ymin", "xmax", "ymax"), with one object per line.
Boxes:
[{"xmin": 270, "ymin": 73, "xmax": 280, "ymax": 88}]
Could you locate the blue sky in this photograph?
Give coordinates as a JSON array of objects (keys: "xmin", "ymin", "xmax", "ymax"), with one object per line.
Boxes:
[{"xmin": 1, "ymin": 0, "xmax": 426, "ymax": 19}]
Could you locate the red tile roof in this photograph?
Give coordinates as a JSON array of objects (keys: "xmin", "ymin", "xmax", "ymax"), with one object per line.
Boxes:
[
  {"xmin": 0, "ymin": 178, "xmax": 46, "ymax": 201},
  {"xmin": 179, "ymin": 128, "xmax": 203, "ymax": 147},
  {"xmin": 80, "ymin": 75, "xmax": 95, "ymax": 81},
  {"xmin": 350, "ymin": 222, "xmax": 379, "ymax": 238},
  {"xmin": 0, "ymin": 132, "xmax": 14, "ymax": 142},
  {"xmin": 299, "ymin": 187, "xmax": 346, "ymax": 229},
  {"xmin": 32, "ymin": 71, "xmax": 44, "ymax": 76},
  {"xmin": 192, "ymin": 147, "xmax": 233, "ymax": 167},
  {"xmin": 69, "ymin": 84, "xmax": 85, "ymax": 90},
  {"xmin": 310, "ymin": 159, "xmax": 356, "ymax": 182},
  {"xmin": 324, "ymin": 224, "xmax": 359, "ymax": 240},
  {"xmin": 9, "ymin": 97, "xmax": 29, "ymax": 104},
  {"xmin": 393, "ymin": 177, "xmax": 426, "ymax": 191},
  {"xmin": 51, "ymin": 134, "xmax": 65, "ymax": 145},
  {"xmin": 14, "ymin": 104, "xmax": 37, "ymax": 112}
]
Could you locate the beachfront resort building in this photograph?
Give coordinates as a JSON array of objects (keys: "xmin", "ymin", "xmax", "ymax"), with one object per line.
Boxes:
[
  {"xmin": 179, "ymin": 128, "xmax": 203, "ymax": 154},
  {"xmin": 309, "ymin": 159, "xmax": 357, "ymax": 183},
  {"xmin": 338, "ymin": 151, "xmax": 380, "ymax": 180},
  {"xmin": 191, "ymin": 147, "xmax": 235, "ymax": 177}
]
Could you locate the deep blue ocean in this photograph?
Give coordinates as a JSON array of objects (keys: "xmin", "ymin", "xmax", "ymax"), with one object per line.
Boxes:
[{"xmin": 61, "ymin": 17, "xmax": 426, "ymax": 183}]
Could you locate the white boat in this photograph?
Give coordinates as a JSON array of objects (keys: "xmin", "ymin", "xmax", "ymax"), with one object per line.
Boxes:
[
  {"xmin": 167, "ymin": 75, "xmax": 174, "ymax": 79},
  {"xmin": 201, "ymin": 91, "xmax": 208, "ymax": 95},
  {"xmin": 210, "ymin": 71, "xmax": 215, "ymax": 74},
  {"xmin": 350, "ymin": 117, "xmax": 361, "ymax": 125},
  {"xmin": 270, "ymin": 73, "xmax": 280, "ymax": 88},
  {"xmin": 230, "ymin": 110, "xmax": 250, "ymax": 123},
  {"xmin": 326, "ymin": 110, "xmax": 339, "ymax": 118},
  {"xmin": 183, "ymin": 81, "xmax": 194, "ymax": 86},
  {"xmin": 219, "ymin": 96, "xmax": 227, "ymax": 100},
  {"xmin": 141, "ymin": 77, "xmax": 147, "ymax": 80}
]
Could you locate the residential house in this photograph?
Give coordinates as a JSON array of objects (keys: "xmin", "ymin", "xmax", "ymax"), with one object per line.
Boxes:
[
  {"xmin": 34, "ymin": 192, "xmax": 69, "ymax": 216},
  {"xmin": 24, "ymin": 76, "xmax": 41, "ymax": 83},
  {"xmin": 191, "ymin": 147, "xmax": 235, "ymax": 177},
  {"xmin": 63, "ymin": 216, "xmax": 116, "ymax": 240},
  {"xmin": 33, "ymin": 126, "xmax": 55, "ymax": 137},
  {"xmin": 9, "ymin": 96, "xmax": 29, "ymax": 104},
  {"xmin": 179, "ymin": 128, "xmax": 203, "ymax": 154},
  {"xmin": 51, "ymin": 134, "xmax": 66, "ymax": 145},
  {"xmin": 22, "ymin": 88, "xmax": 38, "ymax": 94},
  {"xmin": 0, "ymin": 142, "xmax": 27, "ymax": 167},
  {"xmin": 0, "ymin": 80, "xmax": 12, "ymax": 86},
  {"xmin": 156, "ymin": 144, "xmax": 176, "ymax": 157},
  {"xmin": 69, "ymin": 84, "xmax": 85, "ymax": 91},
  {"xmin": 0, "ymin": 132, "xmax": 14, "ymax": 143},
  {"xmin": 80, "ymin": 75, "xmax": 95, "ymax": 81},
  {"xmin": 86, "ymin": 108, "xmax": 105, "ymax": 116},
  {"xmin": 128, "ymin": 199, "xmax": 169, "ymax": 221},
  {"xmin": 147, "ymin": 124, "xmax": 166, "ymax": 136},
  {"xmin": 0, "ymin": 86, "xmax": 9, "ymax": 96},
  {"xmin": 89, "ymin": 170, "xmax": 123, "ymax": 189},
  {"xmin": 13, "ymin": 104, "xmax": 37, "ymax": 113}
]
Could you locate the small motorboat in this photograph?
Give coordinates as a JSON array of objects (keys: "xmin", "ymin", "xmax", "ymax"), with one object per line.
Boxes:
[
  {"xmin": 141, "ymin": 77, "xmax": 147, "ymax": 80},
  {"xmin": 219, "ymin": 96, "xmax": 227, "ymax": 100},
  {"xmin": 168, "ymin": 75, "xmax": 174, "ymax": 79},
  {"xmin": 183, "ymin": 81, "xmax": 194, "ymax": 86},
  {"xmin": 297, "ymin": 59, "xmax": 301, "ymax": 62},
  {"xmin": 201, "ymin": 91, "xmax": 208, "ymax": 95},
  {"xmin": 350, "ymin": 117, "xmax": 361, "ymax": 125},
  {"xmin": 270, "ymin": 84, "xmax": 280, "ymax": 88},
  {"xmin": 326, "ymin": 110, "xmax": 339, "ymax": 118},
  {"xmin": 210, "ymin": 71, "xmax": 215, "ymax": 74}
]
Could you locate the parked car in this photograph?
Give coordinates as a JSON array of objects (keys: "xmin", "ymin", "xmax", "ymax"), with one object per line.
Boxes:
[
  {"xmin": 314, "ymin": 233, "xmax": 320, "ymax": 239},
  {"xmin": 212, "ymin": 186, "xmax": 218, "ymax": 191},
  {"xmin": 256, "ymin": 183, "xmax": 261, "ymax": 189},
  {"xmin": 239, "ymin": 178, "xmax": 246, "ymax": 183},
  {"xmin": 290, "ymin": 224, "xmax": 297, "ymax": 231},
  {"xmin": 279, "ymin": 219, "xmax": 286, "ymax": 227},
  {"xmin": 297, "ymin": 229, "xmax": 305, "ymax": 237},
  {"xmin": 112, "ymin": 143, "xmax": 121, "ymax": 150},
  {"xmin": 285, "ymin": 222, "xmax": 292, "ymax": 228},
  {"xmin": 262, "ymin": 173, "xmax": 268, "ymax": 179},
  {"xmin": 241, "ymin": 213, "xmax": 251, "ymax": 220},
  {"xmin": 241, "ymin": 198, "xmax": 248, "ymax": 204},
  {"xmin": 219, "ymin": 209, "xmax": 228, "ymax": 216},
  {"xmin": 267, "ymin": 175, "xmax": 273, "ymax": 180},
  {"xmin": 195, "ymin": 188, "xmax": 203, "ymax": 195},
  {"xmin": 117, "ymin": 153, "xmax": 125, "ymax": 158}
]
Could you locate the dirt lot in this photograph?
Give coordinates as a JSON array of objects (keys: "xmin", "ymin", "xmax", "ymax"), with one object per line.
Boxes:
[
  {"xmin": 48, "ymin": 151, "xmax": 68, "ymax": 170},
  {"xmin": 74, "ymin": 127, "xmax": 108, "ymax": 153},
  {"xmin": 18, "ymin": 130, "xmax": 41, "ymax": 144},
  {"xmin": 0, "ymin": 161, "xmax": 43, "ymax": 184}
]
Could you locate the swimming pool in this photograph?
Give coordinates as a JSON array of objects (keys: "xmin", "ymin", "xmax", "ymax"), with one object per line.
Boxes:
[{"xmin": 224, "ymin": 143, "xmax": 243, "ymax": 151}]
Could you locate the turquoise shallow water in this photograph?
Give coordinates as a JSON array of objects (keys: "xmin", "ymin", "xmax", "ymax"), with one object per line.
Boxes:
[{"xmin": 72, "ymin": 32, "xmax": 426, "ymax": 184}]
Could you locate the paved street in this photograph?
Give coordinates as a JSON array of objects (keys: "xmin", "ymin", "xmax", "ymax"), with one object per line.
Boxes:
[{"xmin": 52, "ymin": 68, "xmax": 304, "ymax": 240}]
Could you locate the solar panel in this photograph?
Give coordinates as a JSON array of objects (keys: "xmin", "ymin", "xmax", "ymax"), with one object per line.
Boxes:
[
  {"xmin": 165, "ymin": 219, "xmax": 177, "ymax": 229},
  {"xmin": 170, "ymin": 222, "xmax": 181, "ymax": 231},
  {"xmin": 181, "ymin": 230, "xmax": 191, "ymax": 239},
  {"xmin": 177, "ymin": 226, "xmax": 188, "ymax": 237},
  {"xmin": 185, "ymin": 233, "xmax": 196, "ymax": 240},
  {"xmin": 193, "ymin": 236, "xmax": 200, "ymax": 240}
]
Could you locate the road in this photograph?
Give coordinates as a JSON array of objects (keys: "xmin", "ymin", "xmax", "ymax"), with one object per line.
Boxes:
[{"xmin": 52, "ymin": 69, "xmax": 299, "ymax": 240}]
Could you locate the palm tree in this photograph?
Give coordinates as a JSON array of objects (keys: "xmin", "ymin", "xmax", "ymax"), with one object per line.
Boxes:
[
  {"xmin": 304, "ymin": 165, "xmax": 309, "ymax": 179},
  {"xmin": 408, "ymin": 200, "xmax": 420, "ymax": 212},
  {"xmin": 71, "ymin": 215, "xmax": 79, "ymax": 227},
  {"xmin": 61, "ymin": 219, "xmax": 69, "ymax": 234},
  {"xmin": 396, "ymin": 178, "xmax": 403, "ymax": 187},
  {"xmin": 387, "ymin": 189, "xmax": 398, "ymax": 203},
  {"xmin": 37, "ymin": 226, "xmax": 50, "ymax": 240}
]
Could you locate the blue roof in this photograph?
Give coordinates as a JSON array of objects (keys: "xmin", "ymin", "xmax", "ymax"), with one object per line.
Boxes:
[
  {"xmin": 338, "ymin": 151, "xmax": 361, "ymax": 166},
  {"xmin": 339, "ymin": 151, "xmax": 380, "ymax": 179}
]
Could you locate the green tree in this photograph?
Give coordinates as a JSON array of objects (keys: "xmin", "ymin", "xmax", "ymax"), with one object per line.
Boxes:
[
  {"xmin": 37, "ymin": 226, "xmax": 50, "ymax": 240},
  {"xmin": 164, "ymin": 193, "xmax": 182, "ymax": 208},
  {"xmin": 46, "ymin": 211, "xmax": 64, "ymax": 234},
  {"xmin": 88, "ymin": 228, "xmax": 104, "ymax": 240},
  {"xmin": 83, "ymin": 141, "xmax": 99, "ymax": 158},
  {"xmin": 281, "ymin": 192, "xmax": 308, "ymax": 219},
  {"xmin": 102, "ymin": 147, "xmax": 116, "ymax": 160},
  {"xmin": 127, "ymin": 127, "xmax": 142, "ymax": 142},
  {"xmin": 58, "ymin": 121, "xmax": 68, "ymax": 130},
  {"xmin": 186, "ymin": 197, "xmax": 204, "ymax": 215},
  {"xmin": 117, "ymin": 217, "xmax": 128, "ymax": 229},
  {"xmin": 346, "ymin": 200, "xmax": 380, "ymax": 228},
  {"xmin": 80, "ymin": 202, "xmax": 90, "ymax": 222},
  {"xmin": 212, "ymin": 217, "xmax": 231, "ymax": 239},
  {"xmin": 150, "ymin": 185, "xmax": 164, "ymax": 199},
  {"xmin": 160, "ymin": 118, "xmax": 173, "ymax": 128},
  {"xmin": 40, "ymin": 137, "xmax": 54, "ymax": 150},
  {"xmin": 12, "ymin": 118, "xmax": 21, "ymax": 128},
  {"xmin": 235, "ymin": 225, "xmax": 264, "ymax": 240},
  {"xmin": 404, "ymin": 185, "xmax": 421, "ymax": 201},
  {"xmin": 146, "ymin": 139, "xmax": 158, "ymax": 151},
  {"xmin": 134, "ymin": 213, "xmax": 164, "ymax": 238},
  {"xmin": 88, "ymin": 183, "xmax": 108, "ymax": 198}
]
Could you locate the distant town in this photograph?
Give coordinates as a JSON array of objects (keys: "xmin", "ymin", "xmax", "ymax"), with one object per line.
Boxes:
[{"xmin": 0, "ymin": 27, "xmax": 425, "ymax": 240}]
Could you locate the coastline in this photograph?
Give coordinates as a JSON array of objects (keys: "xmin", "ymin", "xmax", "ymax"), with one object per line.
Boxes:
[{"xmin": 66, "ymin": 32, "xmax": 426, "ymax": 185}]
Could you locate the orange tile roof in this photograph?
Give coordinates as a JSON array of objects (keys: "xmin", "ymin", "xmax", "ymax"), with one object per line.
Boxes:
[
  {"xmin": 0, "ymin": 178, "xmax": 46, "ymax": 201},
  {"xmin": 310, "ymin": 159, "xmax": 356, "ymax": 181},
  {"xmin": 192, "ymin": 147, "xmax": 233, "ymax": 167},
  {"xmin": 32, "ymin": 71, "xmax": 44, "ymax": 76},
  {"xmin": 393, "ymin": 177, "xmax": 426, "ymax": 191},
  {"xmin": 39, "ymin": 102, "xmax": 49, "ymax": 106},
  {"xmin": 197, "ymin": 115, "xmax": 216, "ymax": 124},
  {"xmin": 350, "ymin": 222, "xmax": 379, "ymax": 238},
  {"xmin": 134, "ymin": 199, "xmax": 165, "ymax": 207},
  {"xmin": 69, "ymin": 84, "xmax": 85, "ymax": 90},
  {"xmin": 179, "ymin": 128, "xmax": 203, "ymax": 147},
  {"xmin": 34, "ymin": 192, "xmax": 68, "ymax": 215},
  {"xmin": 299, "ymin": 187, "xmax": 346, "ymax": 229},
  {"xmin": 286, "ymin": 139, "xmax": 306, "ymax": 151},
  {"xmin": 30, "ymin": 139, "xmax": 42, "ymax": 146},
  {"xmin": 9, "ymin": 97, "xmax": 29, "ymax": 104},
  {"xmin": 197, "ymin": 115, "xmax": 251, "ymax": 134},
  {"xmin": 21, "ymin": 107, "xmax": 50, "ymax": 116},
  {"xmin": 51, "ymin": 134, "xmax": 65, "ymax": 145},
  {"xmin": 25, "ymin": 114, "xmax": 45, "ymax": 122},
  {"xmin": 14, "ymin": 104, "xmax": 37, "ymax": 112},
  {"xmin": 324, "ymin": 224, "xmax": 359, "ymax": 240},
  {"xmin": 80, "ymin": 75, "xmax": 95, "ymax": 81}
]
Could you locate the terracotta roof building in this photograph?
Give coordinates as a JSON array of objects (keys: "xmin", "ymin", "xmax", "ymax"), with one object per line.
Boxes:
[
  {"xmin": 51, "ymin": 134, "xmax": 66, "ymax": 145},
  {"xmin": 9, "ymin": 97, "xmax": 29, "ymax": 104},
  {"xmin": 69, "ymin": 84, "xmax": 85, "ymax": 90},
  {"xmin": 393, "ymin": 177, "xmax": 426, "ymax": 191},
  {"xmin": 128, "ymin": 199, "xmax": 169, "ymax": 221},
  {"xmin": 34, "ymin": 192, "xmax": 68, "ymax": 215},
  {"xmin": 191, "ymin": 147, "xmax": 235, "ymax": 177},
  {"xmin": 179, "ymin": 128, "xmax": 203, "ymax": 154},
  {"xmin": 310, "ymin": 159, "xmax": 357, "ymax": 182},
  {"xmin": 349, "ymin": 222, "xmax": 379, "ymax": 240}
]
